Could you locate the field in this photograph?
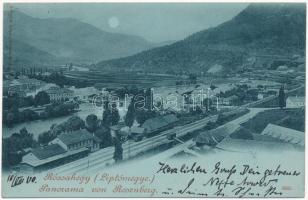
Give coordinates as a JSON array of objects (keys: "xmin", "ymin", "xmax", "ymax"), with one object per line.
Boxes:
[{"xmin": 64, "ymin": 71, "xmax": 182, "ymax": 88}]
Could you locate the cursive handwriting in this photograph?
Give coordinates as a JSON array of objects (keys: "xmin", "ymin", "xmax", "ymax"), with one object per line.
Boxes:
[
  {"xmin": 159, "ymin": 162, "xmax": 301, "ymax": 197},
  {"xmin": 7, "ymin": 174, "xmax": 37, "ymax": 188},
  {"xmin": 157, "ymin": 162, "xmax": 207, "ymax": 174}
]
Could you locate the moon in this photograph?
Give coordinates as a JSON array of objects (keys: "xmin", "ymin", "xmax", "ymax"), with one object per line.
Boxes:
[{"xmin": 108, "ymin": 17, "xmax": 119, "ymax": 28}]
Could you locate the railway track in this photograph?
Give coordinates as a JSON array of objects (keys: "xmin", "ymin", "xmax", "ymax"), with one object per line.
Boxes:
[
  {"xmin": 47, "ymin": 115, "xmax": 217, "ymax": 175},
  {"xmin": 45, "ymin": 85, "xmax": 304, "ymax": 175}
]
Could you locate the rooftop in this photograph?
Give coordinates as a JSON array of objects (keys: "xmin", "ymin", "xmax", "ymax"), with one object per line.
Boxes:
[
  {"xmin": 22, "ymin": 147, "xmax": 89, "ymax": 167},
  {"xmin": 141, "ymin": 114, "xmax": 178, "ymax": 132},
  {"xmin": 196, "ymin": 123, "xmax": 239, "ymax": 145},
  {"xmin": 71, "ymin": 87, "xmax": 99, "ymax": 96},
  {"xmin": 46, "ymin": 86, "xmax": 74, "ymax": 94},
  {"xmin": 217, "ymin": 137, "xmax": 301, "ymax": 152},
  {"xmin": 110, "ymin": 124, "xmax": 125, "ymax": 131},
  {"xmin": 225, "ymin": 95, "xmax": 239, "ymax": 101},
  {"xmin": 31, "ymin": 144, "xmax": 66, "ymax": 160},
  {"xmin": 287, "ymin": 96, "xmax": 305, "ymax": 102},
  {"xmin": 57, "ymin": 129, "xmax": 96, "ymax": 145},
  {"xmin": 261, "ymin": 123, "xmax": 304, "ymax": 147},
  {"xmin": 130, "ymin": 127, "xmax": 145, "ymax": 134}
]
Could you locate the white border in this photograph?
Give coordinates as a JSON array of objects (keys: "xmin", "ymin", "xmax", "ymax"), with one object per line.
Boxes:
[{"xmin": 0, "ymin": 0, "xmax": 307, "ymax": 200}]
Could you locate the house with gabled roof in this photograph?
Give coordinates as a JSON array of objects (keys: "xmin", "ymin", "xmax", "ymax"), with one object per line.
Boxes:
[
  {"xmin": 49, "ymin": 129, "xmax": 101, "ymax": 152},
  {"xmin": 141, "ymin": 114, "xmax": 178, "ymax": 137},
  {"xmin": 18, "ymin": 144, "xmax": 89, "ymax": 173},
  {"xmin": 286, "ymin": 96, "xmax": 305, "ymax": 108}
]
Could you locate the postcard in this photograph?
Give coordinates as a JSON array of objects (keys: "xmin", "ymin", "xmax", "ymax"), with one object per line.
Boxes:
[{"xmin": 1, "ymin": 2, "xmax": 306, "ymax": 198}]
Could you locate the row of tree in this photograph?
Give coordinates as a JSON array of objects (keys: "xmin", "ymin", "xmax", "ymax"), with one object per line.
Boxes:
[
  {"xmin": 4, "ymin": 91, "xmax": 51, "ymax": 111},
  {"xmin": 3, "ymin": 102, "xmax": 79, "ymax": 127},
  {"xmin": 29, "ymin": 72, "xmax": 91, "ymax": 88},
  {"xmin": 3, "ymin": 128, "xmax": 37, "ymax": 168}
]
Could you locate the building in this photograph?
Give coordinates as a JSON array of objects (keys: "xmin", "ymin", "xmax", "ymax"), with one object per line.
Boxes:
[
  {"xmin": 286, "ymin": 96, "xmax": 305, "ymax": 108},
  {"xmin": 130, "ymin": 127, "xmax": 146, "ymax": 135},
  {"xmin": 71, "ymin": 86, "xmax": 99, "ymax": 102},
  {"xmin": 195, "ymin": 123, "xmax": 239, "ymax": 147},
  {"xmin": 141, "ymin": 114, "xmax": 178, "ymax": 137},
  {"xmin": 261, "ymin": 124, "xmax": 304, "ymax": 147},
  {"xmin": 4, "ymin": 77, "xmax": 44, "ymax": 97},
  {"xmin": 216, "ymin": 137, "xmax": 300, "ymax": 153},
  {"xmin": 257, "ymin": 92, "xmax": 272, "ymax": 100},
  {"xmin": 45, "ymin": 86, "xmax": 74, "ymax": 102},
  {"xmin": 49, "ymin": 129, "xmax": 101, "ymax": 152},
  {"xmin": 161, "ymin": 92, "xmax": 186, "ymax": 111},
  {"xmin": 257, "ymin": 93, "xmax": 264, "ymax": 99},
  {"xmin": 6, "ymin": 87, "xmax": 27, "ymax": 97},
  {"xmin": 110, "ymin": 124, "xmax": 128, "ymax": 141},
  {"xmin": 220, "ymin": 95, "xmax": 239, "ymax": 106},
  {"xmin": 17, "ymin": 144, "xmax": 89, "ymax": 173}
]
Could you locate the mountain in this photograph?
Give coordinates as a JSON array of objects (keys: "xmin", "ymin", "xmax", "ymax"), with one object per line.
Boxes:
[
  {"xmin": 3, "ymin": 10, "xmax": 154, "ymax": 64},
  {"xmin": 153, "ymin": 40, "xmax": 177, "ymax": 47},
  {"xmin": 97, "ymin": 4, "xmax": 305, "ymax": 74},
  {"xmin": 3, "ymin": 37, "xmax": 61, "ymax": 71}
]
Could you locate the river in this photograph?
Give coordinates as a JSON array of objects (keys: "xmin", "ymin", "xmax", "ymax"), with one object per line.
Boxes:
[{"xmin": 2, "ymin": 103, "xmax": 127, "ymax": 140}]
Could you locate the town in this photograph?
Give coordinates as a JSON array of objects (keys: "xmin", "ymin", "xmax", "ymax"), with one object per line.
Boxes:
[{"xmin": 2, "ymin": 58, "xmax": 305, "ymax": 174}]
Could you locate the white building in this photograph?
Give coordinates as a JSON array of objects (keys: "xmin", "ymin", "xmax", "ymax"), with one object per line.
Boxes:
[
  {"xmin": 71, "ymin": 86, "xmax": 99, "ymax": 102},
  {"xmin": 49, "ymin": 129, "xmax": 101, "ymax": 152},
  {"xmin": 286, "ymin": 96, "xmax": 305, "ymax": 108},
  {"xmin": 46, "ymin": 86, "xmax": 74, "ymax": 102},
  {"xmin": 4, "ymin": 77, "xmax": 45, "ymax": 97}
]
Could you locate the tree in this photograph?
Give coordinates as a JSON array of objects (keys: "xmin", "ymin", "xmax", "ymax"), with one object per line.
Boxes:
[
  {"xmin": 2, "ymin": 128, "xmax": 37, "ymax": 167},
  {"xmin": 94, "ymin": 127, "xmax": 112, "ymax": 148},
  {"xmin": 111, "ymin": 109, "xmax": 120, "ymax": 125},
  {"xmin": 63, "ymin": 116, "xmax": 85, "ymax": 132},
  {"xmin": 5, "ymin": 112, "xmax": 15, "ymax": 127},
  {"xmin": 124, "ymin": 100, "xmax": 135, "ymax": 128},
  {"xmin": 102, "ymin": 109, "xmax": 113, "ymax": 127},
  {"xmin": 20, "ymin": 109, "xmax": 39, "ymax": 121},
  {"xmin": 278, "ymin": 85, "xmax": 286, "ymax": 109},
  {"xmin": 86, "ymin": 114, "xmax": 99, "ymax": 133},
  {"xmin": 135, "ymin": 110, "xmax": 156, "ymax": 125},
  {"xmin": 49, "ymin": 123, "xmax": 64, "ymax": 135},
  {"xmin": 113, "ymin": 136, "xmax": 123, "ymax": 162},
  {"xmin": 2, "ymin": 138, "xmax": 22, "ymax": 167},
  {"xmin": 202, "ymin": 98, "xmax": 213, "ymax": 111},
  {"xmin": 48, "ymin": 72, "xmax": 68, "ymax": 87},
  {"xmin": 188, "ymin": 73, "xmax": 197, "ymax": 84},
  {"xmin": 5, "ymin": 106, "xmax": 20, "ymax": 126},
  {"xmin": 38, "ymin": 131, "xmax": 57, "ymax": 145},
  {"xmin": 34, "ymin": 91, "xmax": 50, "ymax": 106},
  {"xmin": 102, "ymin": 103, "xmax": 120, "ymax": 127},
  {"xmin": 144, "ymin": 88, "xmax": 153, "ymax": 110},
  {"xmin": 210, "ymin": 84, "xmax": 217, "ymax": 91},
  {"xmin": 20, "ymin": 96, "xmax": 34, "ymax": 107}
]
